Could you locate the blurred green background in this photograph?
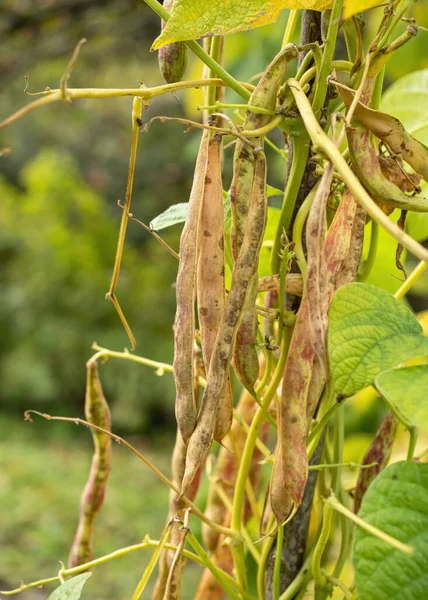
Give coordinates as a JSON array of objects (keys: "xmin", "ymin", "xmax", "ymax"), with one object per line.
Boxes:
[{"xmin": 1, "ymin": 1, "xmax": 428, "ymax": 598}]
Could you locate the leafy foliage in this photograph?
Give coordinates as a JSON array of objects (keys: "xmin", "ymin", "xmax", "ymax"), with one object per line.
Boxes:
[
  {"xmin": 353, "ymin": 461, "xmax": 428, "ymax": 600},
  {"xmin": 328, "ymin": 283, "xmax": 428, "ymax": 395},
  {"xmin": 47, "ymin": 574, "xmax": 92, "ymax": 600},
  {"xmin": 153, "ymin": 0, "xmax": 380, "ymax": 48},
  {"xmin": 375, "ymin": 365, "xmax": 428, "ymax": 434}
]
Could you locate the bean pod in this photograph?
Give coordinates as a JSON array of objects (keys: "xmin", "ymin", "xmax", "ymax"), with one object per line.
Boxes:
[
  {"xmin": 68, "ymin": 361, "xmax": 112, "ymax": 567},
  {"xmin": 158, "ymin": 0, "xmax": 187, "ymax": 84}
]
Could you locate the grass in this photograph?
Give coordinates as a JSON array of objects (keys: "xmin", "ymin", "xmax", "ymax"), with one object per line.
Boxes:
[{"xmin": 0, "ymin": 415, "xmax": 204, "ymax": 599}]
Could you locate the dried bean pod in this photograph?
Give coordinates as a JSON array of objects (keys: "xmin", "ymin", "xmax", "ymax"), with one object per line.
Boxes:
[
  {"xmin": 337, "ymin": 83, "xmax": 428, "ymax": 183},
  {"xmin": 197, "ymin": 134, "xmax": 232, "ymax": 442},
  {"xmin": 354, "ymin": 411, "xmax": 398, "ymax": 514},
  {"xmin": 152, "ymin": 430, "xmax": 202, "ymax": 600},
  {"xmin": 68, "ymin": 361, "xmax": 112, "ymax": 568},
  {"xmin": 202, "ymin": 387, "xmax": 269, "ymax": 551},
  {"xmin": 158, "ymin": 0, "xmax": 187, "ymax": 84},
  {"xmin": 174, "ymin": 130, "xmax": 210, "ymax": 443},
  {"xmin": 347, "ymin": 126, "xmax": 428, "ymax": 213},
  {"xmin": 233, "ymin": 278, "xmax": 260, "ymax": 394},
  {"xmin": 258, "ymin": 273, "xmax": 303, "ymax": 295},
  {"xmin": 270, "ymin": 188, "xmax": 368, "ymax": 524},
  {"xmin": 230, "ymin": 45, "xmax": 298, "ymax": 393},
  {"xmin": 181, "ymin": 152, "xmax": 268, "ymax": 496}
]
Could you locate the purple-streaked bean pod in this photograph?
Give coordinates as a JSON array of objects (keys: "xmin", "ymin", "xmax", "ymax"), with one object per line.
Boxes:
[{"xmin": 68, "ymin": 360, "xmax": 112, "ymax": 567}]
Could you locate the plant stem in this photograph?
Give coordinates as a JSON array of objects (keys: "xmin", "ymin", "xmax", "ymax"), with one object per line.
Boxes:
[
  {"xmin": 325, "ymin": 493, "xmax": 414, "ymax": 555},
  {"xmin": 394, "ymin": 260, "xmax": 428, "ymax": 300},
  {"xmin": 407, "ymin": 427, "xmax": 419, "ymax": 461},
  {"xmin": 106, "ymin": 94, "xmax": 143, "ymax": 349},
  {"xmin": 312, "ymin": 502, "xmax": 333, "ymax": 588},
  {"xmin": 231, "ymin": 326, "xmax": 293, "ymax": 535},
  {"xmin": 208, "ymin": 36, "xmax": 223, "ymax": 107},
  {"xmin": 24, "ymin": 411, "xmax": 233, "ymax": 538},
  {"xmin": 311, "ymin": 0, "xmax": 344, "ymax": 115},
  {"xmin": 332, "ymin": 408, "xmax": 344, "ymax": 497},
  {"xmin": 0, "ymin": 538, "xmax": 201, "ymax": 596},
  {"xmin": 360, "ymin": 221, "xmax": 379, "ymax": 281},
  {"xmin": 1, "ymin": 80, "xmax": 255, "ymax": 131},
  {"xmin": 258, "ymin": 527, "xmax": 276, "ymax": 600},
  {"xmin": 186, "ymin": 532, "xmax": 254, "ymax": 600},
  {"xmin": 142, "ymin": 0, "xmax": 250, "ymax": 100},
  {"xmin": 282, "ymin": 10, "xmax": 299, "ymax": 49},
  {"xmin": 307, "ymin": 390, "xmax": 338, "ymax": 458},
  {"xmin": 199, "ymin": 102, "xmax": 276, "ymax": 116},
  {"xmin": 271, "ymin": 128, "xmax": 310, "ymax": 274},
  {"xmin": 332, "ymin": 488, "xmax": 351, "ymax": 580},
  {"xmin": 278, "ymin": 551, "xmax": 313, "ymax": 600},
  {"xmin": 292, "ymin": 183, "xmax": 319, "ymax": 280},
  {"xmin": 131, "ymin": 520, "xmax": 174, "ymax": 599},
  {"xmin": 287, "ymin": 79, "xmax": 428, "ymax": 263},
  {"xmin": 273, "ymin": 525, "xmax": 285, "ymax": 600}
]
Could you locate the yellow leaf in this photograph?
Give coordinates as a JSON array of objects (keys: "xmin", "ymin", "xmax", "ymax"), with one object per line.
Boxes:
[
  {"xmin": 152, "ymin": 0, "xmax": 333, "ymax": 50},
  {"xmin": 153, "ymin": 0, "xmax": 386, "ymax": 50},
  {"xmin": 343, "ymin": 0, "xmax": 384, "ymax": 19}
]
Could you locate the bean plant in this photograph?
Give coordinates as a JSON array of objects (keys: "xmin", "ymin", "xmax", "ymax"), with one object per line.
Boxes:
[{"xmin": 2, "ymin": 0, "xmax": 428, "ymax": 599}]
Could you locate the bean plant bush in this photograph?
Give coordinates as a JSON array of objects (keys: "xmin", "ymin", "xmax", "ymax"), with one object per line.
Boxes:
[{"xmin": 2, "ymin": 1, "xmax": 428, "ymax": 599}]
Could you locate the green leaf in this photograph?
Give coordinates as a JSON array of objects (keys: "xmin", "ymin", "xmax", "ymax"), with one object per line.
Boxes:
[
  {"xmin": 328, "ymin": 283, "xmax": 428, "ymax": 395},
  {"xmin": 149, "ymin": 203, "xmax": 189, "ymax": 231},
  {"xmin": 149, "ymin": 187, "xmax": 279, "ymax": 233},
  {"xmin": 47, "ymin": 574, "xmax": 92, "ymax": 600},
  {"xmin": 381, "ymin": 69, "xmax": 428, "ymax": 146},
  {"xmin": 375, "ymin": 365, "xmax": 428, "ymax": 434},
  {"xmin": 352, "ymin": 461, "xmax": 428, "ymax": 600}
]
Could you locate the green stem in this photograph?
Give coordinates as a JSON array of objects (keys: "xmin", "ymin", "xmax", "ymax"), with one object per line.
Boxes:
[
  {"xmin": 257, "ymin": 519, "xmax": 276, "ymax": 600},
  {"xmin": 1, "ymin": 79, "xmax": 255, "ymax": 131},
  {"xmin": 271, "ymin": 129, "xmax": 310, "ymax": 274},
  {"xmin": 231, "ymin": 324, "xmax": 293, "ymax": 535},
  {"xmin": 278, "ymin": 551, "xmax": 314, "ymax": 600},
  {"xmin": 255, "ymin": 344, "xmax": 273, "ymax": 395},
  {"xmin": 332, "ymin": 488, "xmax": 351, "ymax": 580},
  {"xmin": 376, "ymin": 0, "xmax": 412, "ymax": 51},
  {"xmin": 131, "ymin": 520, "xmax": 173, "ymax": 599},
  {"xmin": 312, "ymin": 502, "xmax": 333, "ymax": 588},
  {"xmin": 277, "ymin": 246, "xmax": 291, "ymax": 345},
  {"xmin": 142, "ymin": 0, "xmax": 250, "ymax": 100},
  {"xmin": 332, "ymin": 407, "xmax": 344, "ymax": 497},
  {"xmin": 207, "ymin": 36, "xmax": 223, "ymax": 111},
  {"xmin": 325, "ymin": 493, "xmax": 414, "ymax": 556},
  {"xmin": 0, "ymin": 538, "xmax": 203, "ymax": 596},
  {"xmin": 273, "ymin": 525, "xmax": 285, "ymax": 600},
  {"xmin": 394, "ymin": 260, "xmax": 428, "ymax": 300},
  {"xmin": 299, "ymin": 60, "xmax": 352, "ymax": 89},
  {"xmin": 407, "ymin": 427, "xmax": 419, "ymax": 461},
  {"xmin": 311, "ymin": 0, "xmax": 344, "ymax": 115},
  {"xmin": 199, "ymin": 102, "xmax": 276, "ymax": 116},
  {"xmin": 282, "ymin": 10, "xmax": 299, "ymax": 49},
  {"xmin": 287, "ymin": 79, "xmax": 428, "ymax": 263},
  {"xmin": 360, "ymin": 221, "xmax": 379, "ymax": 282},
  {"xmin": 292, "ymin": 182, "xmax": 320, "ymax": 280},
  {"xmin": 307, "ymin": 390, "xmax": 338, "ymax": 459},
  {"xmin": 186, "ymin": 533, "xmax": 249, "ymax": 600}
]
